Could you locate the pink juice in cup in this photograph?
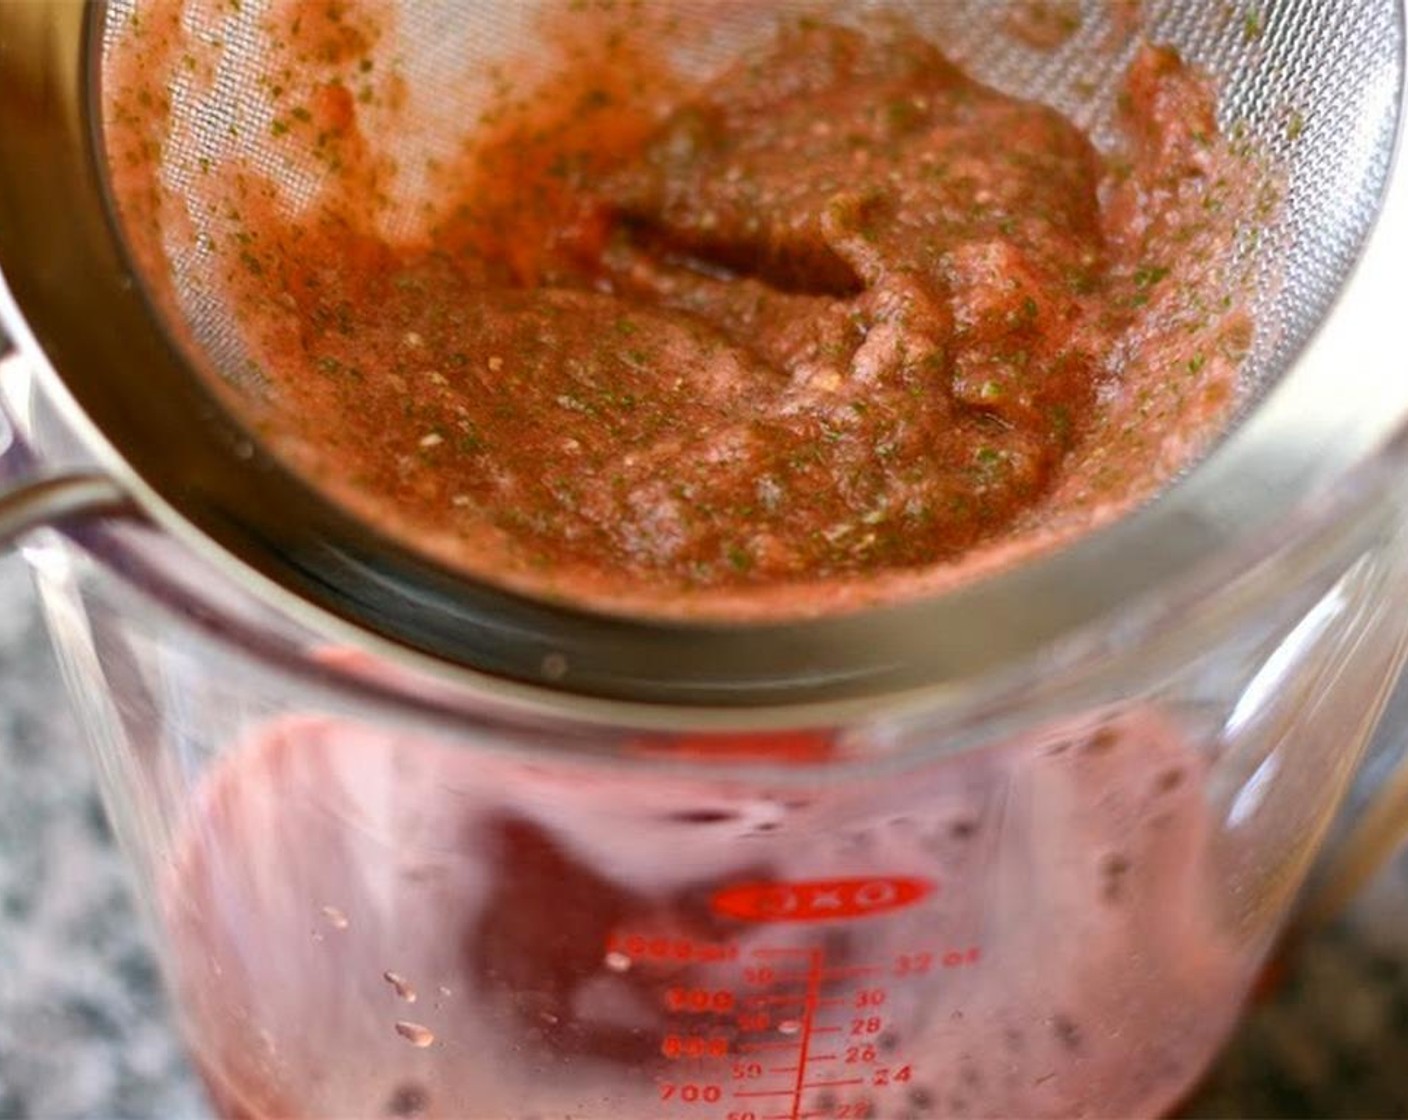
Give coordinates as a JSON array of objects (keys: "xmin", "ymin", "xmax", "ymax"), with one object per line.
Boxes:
[{"xmin": 163, "ymin": 708, "xmax": 1250, "ymax": 1119}]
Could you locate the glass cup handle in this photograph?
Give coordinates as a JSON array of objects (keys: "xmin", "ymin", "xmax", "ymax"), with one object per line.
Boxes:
[
  {"xmin": 0, "ymin": 471, "xmax": 132, "ymax": 544},
  {"xmin": 1298, "ymin": 729, "xmax": 1408, "ymax": 932},
  {"xmin": 0, "ymin": 351, "xmax": 132, "ymax": 545}
]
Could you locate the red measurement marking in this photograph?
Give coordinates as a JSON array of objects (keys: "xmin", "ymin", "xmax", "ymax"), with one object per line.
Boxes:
[
  {"xmin": 658, "ymin": 1083, "xmax": 723, "ymax": 1104},
  {"xmin": 712, "ymin": 877, "xmax": 934, "ymax": 923},
  {"xmin": 606, "ymin": 932, "xmax": 739, "ymax": 962},
  {"xmin": 661, "ymin": 1034, "xmax": 730, "ymax": 1060},
  {"xmin": 785, "ymin": 947, "xmax": 825, "ymax": 1120},
  {"xmin": 733, "ymin": 1090, "xmax": 796, "ymax": 1099},
  {"xmin": 803, "ymin": 1078, "xmax": 866, "ymax": 1089},
  {"xmin": 631, "ymin": 729, "xmax": 836, "ymax": 763},
  {"xmin": 665, "ymin": 987, "xmax": 737, "ymax": 1013}
]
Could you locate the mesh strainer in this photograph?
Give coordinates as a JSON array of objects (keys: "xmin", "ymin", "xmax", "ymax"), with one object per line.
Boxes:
[{"xmin": 0, "ymin": 0, "xmax": 1404, "ymax": 708}]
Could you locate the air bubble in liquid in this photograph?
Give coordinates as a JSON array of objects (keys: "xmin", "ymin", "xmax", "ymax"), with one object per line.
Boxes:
[
  {"xmin": 320, "ymin": 905, "xmax": 349, "ymax": 930},
  {"xmin": 395, "ymin": 1021, "xmax": 436, "ymax": 1048},
  {"xmin": 383, "ymin": 970, "xmax": 418, "ymax": 1003}
]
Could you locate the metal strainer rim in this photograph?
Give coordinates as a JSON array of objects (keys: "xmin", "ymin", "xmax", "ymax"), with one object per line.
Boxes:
[{"xmin": 0, "ymin": 0, "xmax": 1404, "ymax": 717}]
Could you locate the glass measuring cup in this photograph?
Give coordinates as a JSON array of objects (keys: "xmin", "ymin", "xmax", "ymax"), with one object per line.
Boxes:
[
  {"xmin": 1, "ymin": 1, "xmax": 1408, "ymax": 1116},
  {"xmin": 8, "ymin": 346, "xmax": 1408, "ymax": 1119}
]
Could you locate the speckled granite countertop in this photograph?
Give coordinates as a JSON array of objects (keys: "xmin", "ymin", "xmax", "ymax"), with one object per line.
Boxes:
[{"xmin": 3, "ymin": 551, "xmax": 1408, "ymax": 1120}]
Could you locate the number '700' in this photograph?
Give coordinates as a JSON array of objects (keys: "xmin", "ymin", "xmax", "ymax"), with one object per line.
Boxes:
[{"xmin": 659, "ymin": 1083, "xmax": 722, "ymax": 1103}]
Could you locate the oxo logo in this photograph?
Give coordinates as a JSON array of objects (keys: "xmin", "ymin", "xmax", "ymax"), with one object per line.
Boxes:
[{"xmin": 710, "ymin": 876, "xmax": 934, "ymax": 923}]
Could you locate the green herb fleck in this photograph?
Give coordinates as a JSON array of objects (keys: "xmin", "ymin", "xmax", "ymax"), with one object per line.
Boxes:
[
  {"xmin": 1134, "ymin": 264, "xmax": 1170, "ymax": 290},
  {"xmin": 1243, "ymin": 6, "xmax": 1264, "ymax": 42}
]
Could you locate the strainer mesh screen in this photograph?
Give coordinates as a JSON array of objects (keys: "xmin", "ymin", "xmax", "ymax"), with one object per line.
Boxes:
[{"xmin": 99, "ymin": 0, "xmax": 1402, "ymax": 416}]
